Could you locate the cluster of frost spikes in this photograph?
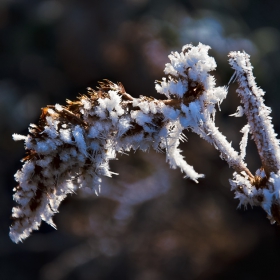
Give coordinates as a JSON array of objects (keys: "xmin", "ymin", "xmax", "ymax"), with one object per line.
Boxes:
[
  {"xmin": 228, "ymin": 51, "xmax": 280, "ymax": 223},
  {"xmin": 10, "ymin": 43, "xmax": 280, "ymax": 243}
]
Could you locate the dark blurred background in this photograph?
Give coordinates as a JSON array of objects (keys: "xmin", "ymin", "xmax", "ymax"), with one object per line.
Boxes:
[{"xmin": 1, "ymin": 0, "xmax": 280, "ymax": 279}]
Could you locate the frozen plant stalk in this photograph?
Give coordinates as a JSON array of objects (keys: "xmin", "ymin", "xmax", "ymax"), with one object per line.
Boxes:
[{"xmin": 10, "ymin": 43, "xmax": 280, "ymax": 243}]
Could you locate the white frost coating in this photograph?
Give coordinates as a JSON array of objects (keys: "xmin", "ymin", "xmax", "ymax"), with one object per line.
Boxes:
[
  {"xmin": 12, "ymin": 133, "xmax": 27, "ymax": 141},
  {"xmin": 164, "ymin": 120, "xmax": 204, "ymax": 182},
  {"xmin": 156, "ymin": 43, "xmax": 217, "ymax": 99},
  {"xmin": 81, "ymin": 98, "xmax": 91, "ymax": 110},
  {"xmin": 188, "ymin": 101, "xmax": 203, "ymax": 123},
  {"xmin": 230, "ymin": 172, "xmax": 256, "ymax": 208},
  {"xmin": 164, "ymin": 43, "xmax": 217, "ymax": 80},
  {"xmin": 59, "ymin": 128, "xmax": 72, "ymax": 143},
  {"xmin": 13, "ymin": 44, "xmax": 232, "ymax": 242},
  {"xmin": 269, "ymin": 172, "xmax": 280, "ymax": 201},
  {"xmin": 212, "ymin": 86, "xmax": 227, "ymax": 105},
  {"xmin": 162, "ymin": 106, "xmax": 180, "ymax": 121},
  {"xmin": 156, "ymin": 79, "xmax": 188, "ymax": 99},
  {"xmin": 201, "ymin": 119, "xmax": 249, "ymax": 174},
  {"xmin": 36, "ymin": 156, "xmax": 52, "ymax": 167},
  {"xmin": 230, "ymin": 167, "xmax": 280, "ymax": 223},
  {"xmin": 262, "ymin": 188, "xmax": 274, "ymax": 215},
  {"xmin": 11, "ymin": 42, "xmax": 280, "ymax": 243},
  {"xmin": 138, "ymin": 100, "xmax": 150, "ymax": 114},
  {"xmin": 117, "ymin": 116, "xmax": 132, "ymax": 137},
  {"xmin": 226, "ymin": 50, "xmax": 280, "ymax": 221},
  {"xmin": 149, "ymin": 101, "xmax": 157, "ymax": 114},
  {"xmin": 229, "ymin": 105, "xmax": 244, "ymax": 117},
  {"xmin": 107, "ymin": 90, "xmax": 122, "ymax": 113},
  {"xmin": 73, "ymin": 126, "xmax": 87, "ymax": 155},
  {"xmin": 55, "ymin": 103, "xmax": 63, "ymax": 112},
  {"xmin": 88, "ymin": 126, "xmax": 100, "ymax": 138},
  {"xmin": 229, "ymin": 51, "xmax": 280, "ymax": 174},
  {"xmin": 130, "ymin": 110, "xmax": 152, "ymax": 126},
  {"xmin": 239, "ymin": 124, "xmax": 250, "ymax": 160},
  {"xmin": 14, "ymin": 44, "xmax": 223, "ymax": 242},
  {"xmin": 43, "ymin": 126, "xmax": 58, "ymax": 139}
]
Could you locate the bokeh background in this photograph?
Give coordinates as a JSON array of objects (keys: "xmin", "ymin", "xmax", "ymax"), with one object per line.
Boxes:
[{"xmin": 1, "ymin": 0, "xmax": 280, "ymax": 279}]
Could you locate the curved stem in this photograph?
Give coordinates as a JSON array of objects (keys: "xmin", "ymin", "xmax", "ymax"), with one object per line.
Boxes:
[{"xmin": 203, "ymin": 119, "xmax": 254, "ymax": 179}]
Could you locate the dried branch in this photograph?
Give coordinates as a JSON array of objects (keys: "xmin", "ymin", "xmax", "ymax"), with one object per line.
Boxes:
[
  {"xmin": 10, "ymin": 43, "xmax": 280, "ymax": 243},
  {"xmin": 229, "ymin": 51, "xmax": 280, "ymax": 176}
]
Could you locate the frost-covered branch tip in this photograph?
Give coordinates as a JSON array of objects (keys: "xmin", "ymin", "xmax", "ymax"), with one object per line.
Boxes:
[
  {"xmin": 10, "ymin": 43, "xmax": 280, "ymax": 243},
  {"xmin": 228, "ymin": 51, "xmax": 280, "ymax": 224},
  {"xmin": 228, "ymin": 51, "xmax": 280, "ymax": 176}
]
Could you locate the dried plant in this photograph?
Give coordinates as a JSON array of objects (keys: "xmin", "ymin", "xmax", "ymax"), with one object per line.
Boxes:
[{"xmin": 10, "ymin": 43, "xmax": 280, "ymax": 243}]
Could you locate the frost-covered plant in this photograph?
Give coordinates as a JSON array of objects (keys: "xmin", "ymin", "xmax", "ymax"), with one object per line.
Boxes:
[{"xmin": 10, "ymin": 43, "xmax": 280, "ymax": 243}]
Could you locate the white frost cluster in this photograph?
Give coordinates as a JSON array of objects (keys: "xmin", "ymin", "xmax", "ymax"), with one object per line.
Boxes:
[
  {"xmin": 229, "ymin": 51, "xmax": 280, "ymax": 174},
  {"xmin": 230, "ymin": 169, "xmax": 280, "ymax": 223},
  {"xmin": 228, "ymin": 51, "xmax": 280, "ymax": 221},
  {"xmin": 11, "ymin": 43, "xmax": 280, "ymax": 242},
  {"xmin": 155, "ymin": 44, "xmax": 250, "ymax": 176},
  {"xmin": 156, "ymin": 43, "xmax": 218, "ymax": 98},
  {"xmin": 12, "ymin": 43, "xmax": 226, "ymax": 243}
]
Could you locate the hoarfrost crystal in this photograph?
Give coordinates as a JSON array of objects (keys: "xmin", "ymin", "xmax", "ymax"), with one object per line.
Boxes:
[{"xmin": 10, "ymin": 43, "xmax": 280, "ymax": 243}]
